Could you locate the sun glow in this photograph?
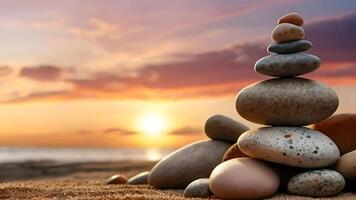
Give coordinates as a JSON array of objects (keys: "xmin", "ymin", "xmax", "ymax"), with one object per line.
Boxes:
[{"xmin": 138, "ymin": 113, "xmax": 169, "ymax": 137}]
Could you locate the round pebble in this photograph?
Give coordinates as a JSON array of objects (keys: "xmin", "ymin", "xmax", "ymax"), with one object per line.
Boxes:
[
  {"xmin": 209, "ymin": 158, "xmax": 279, "ymax": 199},
  {"xmin": 272, "ymin": 23, "xmax": 305, "ymax": 43},
  {"xmin": 336, "ymin": 150, "xmax": 356, "ymax": 180},
  {"xmin": 236, "ymin": 77, "xmax": 339, "ymax": 126},
  {"xmin": 287, "ymin": 169, "xmax": 345, "ymax": 197},
  {"xmin": 313, "ymin": 113, "xmax": 356, "ymax": 154},
  {"xmin": 222, "ymin": 143, "xmax": 247, "ymax": 162},
  {"xmin": 278, "ymin": 13, "xmax": 304, "ymax": 26},
  {"xmin": 205, "ymin": 114, "xmax": 249, "ymax": 143},
  {"xmin": 238, "ymin": 127, "xmax": 340, "ymax": 168},
  {"xmin": 106, "ymin": 174, "xmax": 128, "ymax": 185},
  {"xmin": 183, "ymin": 178, "xmax": 211, "ymax": 198},
  {"xmin": 128, "ymin": 171, "xmax": 149, "ymax": 185},
  {"xmin": 255, "ymin": 53, "xmax": 320, "ymax": 77},
  {"xmin": 268, "ymin": 40, "xmax": 312, "ymax": 54},
  {"xmin": 148, "ymin": 140, "xmax": 230, "ymax": 189}
]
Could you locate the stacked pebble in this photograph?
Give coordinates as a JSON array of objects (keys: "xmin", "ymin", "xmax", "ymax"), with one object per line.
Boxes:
[{"xmin": 209, "ymin": 13, "xmax": 346, "ymax": 199}]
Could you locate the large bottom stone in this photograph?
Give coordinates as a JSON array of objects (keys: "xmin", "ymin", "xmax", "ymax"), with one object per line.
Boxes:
[{"xmin": 238, "ymin": 127, "xmax": 340, "ymax": 168}]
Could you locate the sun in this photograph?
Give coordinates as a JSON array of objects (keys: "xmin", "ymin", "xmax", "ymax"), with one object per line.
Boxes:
[{"xmin": 138, "ymin": 113, "xmax": 168, "ymax": 137}]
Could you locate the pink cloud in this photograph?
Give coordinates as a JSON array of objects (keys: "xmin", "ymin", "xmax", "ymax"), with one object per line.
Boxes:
[{"xmin": 20, "ymin": 65, "xmax": 63, "ymax": 81}]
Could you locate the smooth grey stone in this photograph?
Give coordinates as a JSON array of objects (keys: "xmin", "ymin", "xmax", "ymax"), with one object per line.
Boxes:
[
  {"xmin": 183, "ymin": 178, "xmax": 211, "ymax": 198},
  {"xmin": 255, "ymin": 53, "xmax": 320, "ymax": 77},
  {"xmin": 268, "ymin": 40, "xmax": 312, "ymax": 54},
  {"xmin": 287, "ymin": 169, "xmax": 345, "ymax": 197},
  {"xmin": 127, "ymin": 171, "xmax": 149, "ymax": 185},
  {"xmin": 235, "ymin": 77, "xmax": 339, "ymax": 126},
  {"xmin": 238, "ymin": 127, "xmax": 340, "ymax": 168},
  {"xmin": 148, "ymin": 140, "xmax": 230, "ymax": 189},
  {"xmin": 204, "ymin": 114, "xmax": 249, "ymax": 143}
]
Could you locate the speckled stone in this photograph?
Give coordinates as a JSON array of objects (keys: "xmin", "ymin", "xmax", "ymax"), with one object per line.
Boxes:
[
  {"xmin": 287, "ymin": 169, "xmax": 345, "ymax": 197},
  {"xmin": 313, "ymin": 113, "xmax": 356, "ymax": 154},
  {"xmin": 127, "ymin": 171, "xmax": 149, "ymax": 185},
  {"xmin": 106, "ymin": 174, "xmax": 128, "ymax": 185},
  {"xmin": 255, "ymin": 53, "xmax": 320, "ymax": 77},
  {"xmin": 268, "ymin": 40, "xmax": 312, "ymax": 54},
  {"xmin": 222, "ymin": 143, "xmax": 247, "ymax": 162},
  {"xmin": 236, "ymin": 78, "xmax": 339, "ymax": 126},
  {"xmin": 278, "ymin": 13, "xmax": 304, "ymax": 26},
  {"xmin": 148, "ymin": 140, "xmax": 230, "ymax": 189},
  {"xmin": 336, "ymin": 150, "xmax": 356, "ymax": 180},
  {"xmin": 272, "ymin": 23, "xmax": 305, "ymax": 43},
  {"xmin": 205, "ymin": 114, "xmax": 249, "ymax": 143},
  {"xmin": 183, "ymin": 178, "xmax": 211, "ymax": 198},
  {"xmin": 238, "ymin": 127, "xmax": 340, "ymax": 168}
]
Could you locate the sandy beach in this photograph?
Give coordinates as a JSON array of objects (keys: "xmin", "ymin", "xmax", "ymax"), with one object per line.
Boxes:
[{"xmin": 0, "ymin": 161, "xmax": 355, "ymax": 200}]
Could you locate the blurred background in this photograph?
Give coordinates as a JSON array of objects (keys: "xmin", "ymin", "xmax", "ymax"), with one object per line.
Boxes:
[{"xmin": 0, "ymin": 0, "xmax": 355, "ymax": 163}]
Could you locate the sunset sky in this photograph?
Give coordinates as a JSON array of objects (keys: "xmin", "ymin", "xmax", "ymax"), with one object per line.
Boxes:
[{"xmin": 0, "ymin": 0, "xmax": 355, "ymax": 148}]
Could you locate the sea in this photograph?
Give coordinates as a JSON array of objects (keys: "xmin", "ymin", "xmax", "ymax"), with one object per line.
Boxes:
[{"xmin": 0, "ymin": 147, "xmax": 175, "ymax": 163}]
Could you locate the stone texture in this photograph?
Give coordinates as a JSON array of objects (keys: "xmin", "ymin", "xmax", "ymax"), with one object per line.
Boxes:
[
  {"xmin": 236, "ymin": 77, "xmax": 339, "ymax": 126},
  {"xmin": 106, "ymin": 174, "xmax": 128, "ymax": 185},
  {"xmin": 278, "ymin": 13, "xmax": 304, "ymax": 26},
  {"xmin": 183, "ymin": 178, "xmax": 211, "ymax": 198},
  {"xmin": 209, "ymin": 158, "xmax": 279, "ymax": 200},
  {"xmin": 255, "ymin": 53, "xmax": 320, "ymax": 77},
  {"xmin": 222, "ymin": 143, "xmax": 247, "ymax": 162},
  {"xmin": 313, "ymin": 113, "xmax": 356, "ymax": 154},
  {"xmin": 148, "ymin": 140, "xmax": 230, "ymax": 189},
  {"xmin": 267, "ymin": 40, "xmax": 312, "ymax": 54},
  {"xmin": 272, "ymin": 23, "xmax": 305, "ymax": 43},
  {"xmin": 204, "ymin": 114, "xmax": 249, "ymax": 143},
  {"xmin": 127, "ymin": 171, "xmax": 149, "ymax": 185},
  {"xmin": 336, "ymin": 150, "xmax": 356, "ymax": 180},
  {"xmin": 287, "ymin": 169, "xmax": 345, "ymax": 197},
  {"xmin": 238, "ymin": 127, "xmax": 340, "ymax": 168}
]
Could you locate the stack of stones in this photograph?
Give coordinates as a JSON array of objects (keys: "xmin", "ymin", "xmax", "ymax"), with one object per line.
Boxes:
[{"xmin": 209, "ymin": 13, "xmax": 346, "ymax": 199}]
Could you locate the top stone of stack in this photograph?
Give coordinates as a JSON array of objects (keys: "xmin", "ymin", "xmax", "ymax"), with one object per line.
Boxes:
[{"xmin": 255, "ymin": 13, "xmax": 321, "ymax": 77}]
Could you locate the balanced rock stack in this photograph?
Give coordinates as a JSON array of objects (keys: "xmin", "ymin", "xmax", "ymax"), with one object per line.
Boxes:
[{"xmin": 209, "ymin": 13, "xmax": 345, "ymax": 199}]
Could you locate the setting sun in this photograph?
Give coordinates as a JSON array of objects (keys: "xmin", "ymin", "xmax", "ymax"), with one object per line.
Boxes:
[{"xmin": 138, "ymin": 113, "xmax": 169, "ymax": 137}]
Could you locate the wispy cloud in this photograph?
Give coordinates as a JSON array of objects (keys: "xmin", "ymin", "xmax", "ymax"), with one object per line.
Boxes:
[
  {"xmin": 0, "ymin": 66, "xmax": 12, "ymax": 77},
  {"xmin": 168, "ymin": 126, "xmax": 202, "ymax": 135}
]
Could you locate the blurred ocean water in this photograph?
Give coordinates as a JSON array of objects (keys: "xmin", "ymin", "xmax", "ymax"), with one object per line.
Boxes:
[{"xmin": 0, "ymin": 147, "xmax": 174, "ymax": 163}]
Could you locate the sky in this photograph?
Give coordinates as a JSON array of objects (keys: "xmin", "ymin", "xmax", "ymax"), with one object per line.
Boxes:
[{"xmin": 0, "ymin": 0, "xmax": 355, "ymax": 148}]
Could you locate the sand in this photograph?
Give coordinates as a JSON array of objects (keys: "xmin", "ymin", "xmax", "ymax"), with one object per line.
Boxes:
[{"xmin": 0, "ymin": 161, "xmax": 355, "ymax": 200}]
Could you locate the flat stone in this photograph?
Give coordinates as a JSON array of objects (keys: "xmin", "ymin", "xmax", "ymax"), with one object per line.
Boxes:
[
  {"xmin": 127, "ymin": 171, "xmax": 149, "ymax": 185},
  {"xmin": 148, "ymin": 140, "xmax": 230, "ymax": 189},
  {"xmin": 106, "ymin": 174, "xmax": 127, "ymax": 185},
  {"xmin": 205, "ymin": 114, "xmax": 249, "ymax": 143},
  {"xmin": 278, "ymin": 13, "xmax": 304, "ymax": 26},
  {"xmin": 287, "ymin": 169, "xmax": 345, "ymax": 197},
  {"xmin": 222, "ymin": 143, "xmax": 247, "ymax": 162},
  {"xmin": 313, "ymin": 113, "xmax": 356, "ymax": 154},
  {"xmin": 255, "ymin": 53, "xmax": 320, "ymax": 77},
  {"xmin": 268, "ymin": 40, "xmax": 312, "ymax": 54},
  {"xmin": 238, "ymin": 127, "xmax": 340, "ymax": 168},
  {"xmin": 272, "ymin": 23, "xmax": 305, "ymax": 43},
  {"xmin": 236, "ymin": 77, "xmax": 339, "ymax": 126},
  {"xmin": 183, "ymin": 178, "xmax": 211, "ymax": 198},
  {"xmin": 209, "ymin": 158, "xmax": 279, "ymax": 199},
  {"xmin": 336, "ymin": 150, "xmax": 356, "ymax": 180}
]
